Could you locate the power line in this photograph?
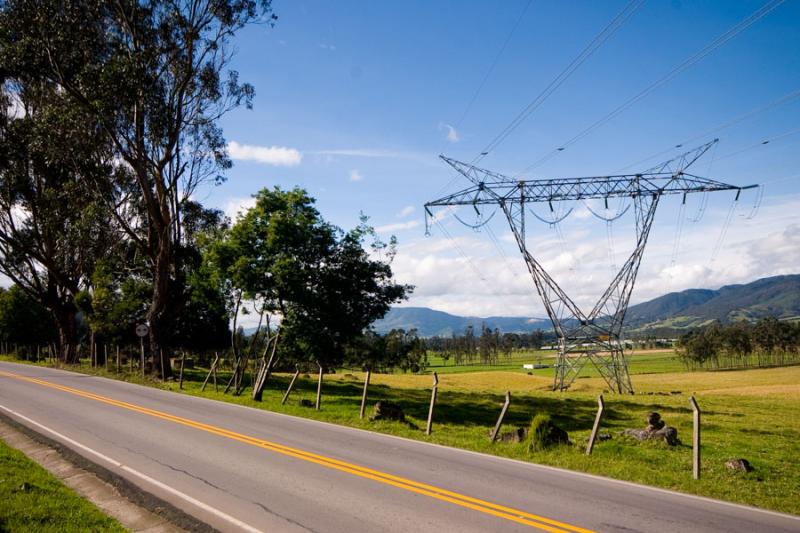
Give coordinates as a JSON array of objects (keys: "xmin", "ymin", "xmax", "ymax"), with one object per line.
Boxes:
[
  {"xmin": 433, "ymin": 0, "xmax": 533, "ymax": 198},
  {"xmin": 455, "ymin": 0, "xmax": 533, "ymax": 131},
  {"xmin": 717, "ymin": 126, "xmax": 800, "ymax": 160},
  {"xmin": 433, "ymin": 216, "xmax": 493, "ymax": 290},
  {"xmin": 522, "ymin": 0, "xmax": 786, "ymax": 174},
  {"xmin": 618, "ymin": 87, "xmax": 800, "ymax": 172},
  {"xmin": 473, "ymin": 0, "xmax": 645, "ymax": 165}
]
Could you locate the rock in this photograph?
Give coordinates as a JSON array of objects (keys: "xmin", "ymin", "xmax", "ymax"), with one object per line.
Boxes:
[
  {"xmin": 545, "ymin": 424, "xmax": 569, "ymax": 445},
  {"xmin": 725, "ymin": 458, "xmax": 753, "ymax": 472},
  {"xmin": 497, "ymin": 427, "xmax": 528, "ymax": 443},
  {"xmin": 370, "ymin": 401, "xmax": 405, "ymax": 422},
  {"xmin": 652, "ymin": 426, "xmax": 679, "ymax": 446},
  {"xmin": 623, "ymin": 412, "xmax": 680, "ymax": 446},
  {"xmin": 597, "ymin": 432, "xmax": 612, "ymax": 442},
  {"xmin": 299, "ymin": 399, "xmax": 314, "ymax": 408},
  {"xmin": 623, "ymin": 428, "xmax": 651, "ymax": 441},
  {"xmin": 646, "ymin": 412, "xmax": 665, "ymax": 431}
]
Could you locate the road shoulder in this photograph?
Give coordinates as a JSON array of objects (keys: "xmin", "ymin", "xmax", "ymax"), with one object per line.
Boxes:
[{"xmin": 0, "ymin": 411, "xmax": 213, "ymax": 533}]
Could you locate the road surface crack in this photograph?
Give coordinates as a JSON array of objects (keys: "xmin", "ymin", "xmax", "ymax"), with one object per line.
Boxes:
[{"xmin": 76, "ymin": 424, "xmax": 318, "ymax": 532}]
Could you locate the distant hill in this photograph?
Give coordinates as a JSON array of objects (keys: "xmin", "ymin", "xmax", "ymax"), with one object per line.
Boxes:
[
  {"xmin": 372, "ymin": 307, "xmax": 551, "ymax": 337},
  {"xmin": 626, "ymin": 274, "xmax": 800, "ymax": 331},
  {"xmin": 373, "ymin": 274, "xmax": 800, "ymax": 337}
]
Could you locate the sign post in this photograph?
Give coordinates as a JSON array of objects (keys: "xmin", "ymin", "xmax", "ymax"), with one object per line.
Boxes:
[{"xmin": 135, "ymin": 324, "xmax": 149, "ymax": 380}]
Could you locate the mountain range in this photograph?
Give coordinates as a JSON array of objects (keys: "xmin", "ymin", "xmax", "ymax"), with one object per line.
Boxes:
[{"xmin": 372, "ymin": 274, "xmax": 800, "ymax": 337}]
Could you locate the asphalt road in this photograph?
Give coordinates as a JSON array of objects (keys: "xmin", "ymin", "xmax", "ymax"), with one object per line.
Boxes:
[{"xmin": 0, "ymin": 361, "xmax": 797, "ymax": 533}]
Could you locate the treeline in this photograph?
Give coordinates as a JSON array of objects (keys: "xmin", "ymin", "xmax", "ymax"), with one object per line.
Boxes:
[
  {"xmin": 676, "ymin": 319, "xmax": 800, "ymax": 371},
  {"xmin": 0, "ymin": 1, "xmax": 411, "ymax": 392},
  {"xmin": 425, "ymin": 326, "xmax": 547, "ymax": 366}
]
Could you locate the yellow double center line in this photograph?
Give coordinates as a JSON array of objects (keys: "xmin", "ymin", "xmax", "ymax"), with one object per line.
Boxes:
[{"xmin": 0, "ymin": 369, "xmax": 593, "ymax": 533}]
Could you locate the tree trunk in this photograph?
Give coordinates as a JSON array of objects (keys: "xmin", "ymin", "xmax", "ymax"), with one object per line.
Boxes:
[
  {"xmin": 147, "ymin": 229, "xmax": 174, "ymax": 380},
  {"xmin": 52, "ymin": 305, "xmax": 78, "ymax": 364}
]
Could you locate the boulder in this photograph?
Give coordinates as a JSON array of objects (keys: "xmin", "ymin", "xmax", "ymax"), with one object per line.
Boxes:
[
  {"xmin": 646, "ymin": 412, "xmax": 665, "ymax": 431},
  {"xmin": 370, "ymin": 401, "xmax": 405, "ymax": 422},
  {"xmin": 545, "ymin": 424, "xmax": 570, "ymax": 446},
  {"xmin": 496, "ymin": 427, "xmax": 528, "ymax": 443},
  {"xmin": 725, "ymin": 458, "xmax": 753, "ymax": 472},
  {"xmin": 623, "ymin": 412, "xmax": 679, "ymax": 446},
  {"xmin": 299, "ymin": 399, "xmax": 314, "ymax": 408}
]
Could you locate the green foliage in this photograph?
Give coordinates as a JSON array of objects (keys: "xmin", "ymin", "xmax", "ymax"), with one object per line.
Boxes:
[
  {"xmin": 528, "ymin": 413, "xmax": 553, "ymax": 452},
  {"xmin": 345, "ymin": 329, "xmax": 428, "ymax": 373},
  {"xmin": 0, "ymin": 286, "xmax": 57, "ymax": 347},
  {"xmin": 209, "ymin": 187, "xmax": 411, "ymax": 369},
  {"xmin": 677, "ymin": 318, "xmax": 800, "ymax": 370}
]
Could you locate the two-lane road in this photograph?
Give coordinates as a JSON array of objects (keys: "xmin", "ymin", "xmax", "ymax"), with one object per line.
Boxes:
[{"xmin": 0, "ymin": 361, "xmax": 797, "ymax": 532}]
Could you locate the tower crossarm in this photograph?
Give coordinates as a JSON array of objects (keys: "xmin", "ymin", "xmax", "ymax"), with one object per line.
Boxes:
[{"xmin": 428, "ymin": 156, "xmax": 756, "ymax": 210}]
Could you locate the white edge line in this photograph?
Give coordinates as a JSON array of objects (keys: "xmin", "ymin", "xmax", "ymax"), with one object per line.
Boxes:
[
  {"xmin": 4, "ymin": 362, "xmax": 800, "ymax": 523},
  {"xmin": 0, "ymin": 403, "xmax": 264, "ymax": 533}
]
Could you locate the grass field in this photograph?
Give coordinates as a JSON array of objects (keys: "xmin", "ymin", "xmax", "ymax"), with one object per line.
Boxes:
[
  {"xmin": 4, "ymin": 353, "xmax": 799, "ymax": 515},
  {"xmin": 424, "ymin": 349, "xmax": 685, "ymax": 377},
  {"xmin": 0, "ymin": 438, "xmax": 125, "ymax": 532}
]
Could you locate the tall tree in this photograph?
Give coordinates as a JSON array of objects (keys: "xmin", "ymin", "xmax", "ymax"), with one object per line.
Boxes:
[
  {"xmin": 0, "ymin": 0, "xmax": 276, "ymax": 375},
  {"xmin": 209, "ymin": 187, "xmax": 411, "ymax": 397},
  {"xmin": 0, "ymin": 72, "xmax": 116, "ymax": 362}
]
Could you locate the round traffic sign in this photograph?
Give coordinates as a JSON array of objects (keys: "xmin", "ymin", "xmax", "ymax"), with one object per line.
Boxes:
[{"xmin": 135, "ymin": 324, "xmax": 149, "ymax": 337}]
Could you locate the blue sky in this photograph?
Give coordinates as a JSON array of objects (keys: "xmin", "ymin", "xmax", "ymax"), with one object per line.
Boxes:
[{"xmin": 201, "ymin": 0, "xmax": 800, "ymax": 318}]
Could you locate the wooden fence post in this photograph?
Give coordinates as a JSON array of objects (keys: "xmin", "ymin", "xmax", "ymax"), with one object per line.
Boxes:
[
  {"xmin": 282, "ymin": 366, "xmax": 300, "ymax": 405},
  {"xmin": 690, "ymin": 395, "xmax": 701, "ymax": 479},
  {"xmin": 116, "ymin": 346, "xmax": 121, "ymax": 373},
  {"xmin": 201, "ymin": 354, "xmax": 219, "ymax": 392},
  {"xmin": 490, "ymin": 391, "xmax": 512, "ymax": 442},
  {"xmin": 360, "ymin": 369, "xmax": 372, "ymax": 419},
  {"xmin": 140, "ymin": 337, "xmax": 145, "ymax": 380},
  {"xmin": 426, "ymin": 372, "xmax": 439, "ymax": 436},
  {"xmin": 179, "ymin": 351, "xmax": 186, "ymax": 390},
  {"xmin": 586, "ymin": 394, "xmax": 605, "ymax": 455},
  {"xmin": 105, "ymin": 345, "xmax": 109, "ymax": 371},
  {"xmin": 315, "ymin": 362, "xmax": 323, "ymax": 410}
]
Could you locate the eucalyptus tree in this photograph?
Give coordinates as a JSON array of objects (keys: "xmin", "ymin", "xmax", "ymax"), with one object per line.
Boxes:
[
  {"xmin": 0, "ymin": 0, "xmax": 276, "ymax": 375},
  {"xmin": 0, "ymin": 76, "xmax": 118, "ymax": 362}
]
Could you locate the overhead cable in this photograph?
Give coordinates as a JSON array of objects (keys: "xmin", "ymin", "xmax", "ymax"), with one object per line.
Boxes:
[
  {"xmin": 473, "ymin": 0, "xmax": 646, "ymax": 164},
  {"xmin": 522, "ymin": 0, "xmax": 787, "ymax": 174}
]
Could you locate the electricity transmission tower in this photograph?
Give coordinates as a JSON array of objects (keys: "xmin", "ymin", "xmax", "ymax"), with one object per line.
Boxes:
[{"xmin": 425, "ymin": 140, "xmax": 756, "ymax": 393}]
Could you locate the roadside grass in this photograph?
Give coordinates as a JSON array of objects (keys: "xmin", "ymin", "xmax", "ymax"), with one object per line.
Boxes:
[
  {"xmin": 3, "ymin": 355, "xmax": 799, "ymax": 515},
  {"xmin": 0, "ymin": 438, "xmax": 125, "ymax": 533}
]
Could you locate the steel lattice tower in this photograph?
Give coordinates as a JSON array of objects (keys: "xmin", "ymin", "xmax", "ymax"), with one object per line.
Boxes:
[{"xmin": 425, "ymin": 141, "xmax": 757, "ymax": 393}]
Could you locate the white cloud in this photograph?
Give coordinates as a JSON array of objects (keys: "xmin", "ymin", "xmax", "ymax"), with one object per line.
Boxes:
[
  {"xmin": 439, "ymin": 123, "xmax": 460, "ymax": 143},
  {"xmin": 397, "ymin": 205, "xmax": 415, "ymax": 218},
  {"xmin": 390, "ymin": 193, "xmax": 800, "ymax": 317},
  {"xmin": 223, "ymin": 196, "xmax": 256, "ymax": 222},
  {"xmin": 319, "ymin": 43, "xmax": 337, "ymax": 51},
  {"xmin": 375, "ymin": 220, "xmax": 421, "ymax": 233},
  {"xmin": 312, "ymin": 148, "xmax": 438, "ymax": 167},
  {"xmin": 228, "ymin": 141, "xmax": 302, "ymax": 167},
  {"xmin": 349, "ymin": 169, "xmax": 364, "ymax": 182}
]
